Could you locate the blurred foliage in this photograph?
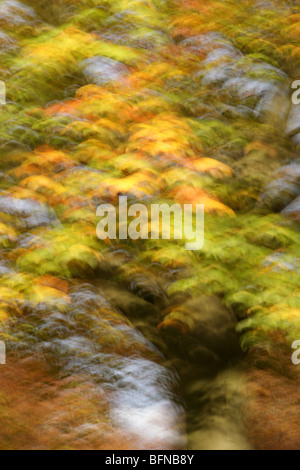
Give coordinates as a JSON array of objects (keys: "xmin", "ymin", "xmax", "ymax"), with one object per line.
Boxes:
[{"xmin": 0, "ymin": 0, "xmax": 299, "ymax": 449}]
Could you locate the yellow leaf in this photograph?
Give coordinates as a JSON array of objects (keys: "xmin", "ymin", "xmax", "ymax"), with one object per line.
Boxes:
[{"xmin": 192, "ymin": 157, "xmax": 234, "ymax": 178}]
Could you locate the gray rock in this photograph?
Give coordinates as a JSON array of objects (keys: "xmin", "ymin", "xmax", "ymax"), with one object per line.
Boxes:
[
  {"xmin": 185, "ymin": 33, "xmax": 242, "ymax": 86},
  {"xmin": 262, "ymin": 253, "xmax": 299, "ymax": 273},
  {"xmin": 222, "ymin": 62, "xmax": 289, "ymax": 123},
  {"xmin": 282, "ymin": 195, "xmax": 300, "ymax": 220},
  {"xmin": 81, "ymin": 56, "xmax": 129, "ymax": 86},
  {"xmin": 0, "ymin": 30, "xmax": 16, "ymax": 49},
  {"xmin": 0, "ymin": 0, "xmax": 36, "ymax": 26},
  {"xmin": 0, "ymin": 196, "xmax": 56, "ymax": 229},
  {"xmin": 181, "ymin": 32, "xmax": 236, "ymax": 55},
  {"xmin": 201, "ymin": 63, "xmax": 233, "ymax": 85},
  {"xmin": 0, "ymin": 260, "xmax": 14, "ymax": 275},
  {"xmin": 286, "ymin": 104, "xmax": 300, "ymax": 136},
  {"xmin": 260, "ymin": 178, "xmax": 300, "ymax": 211},
  {"xmin": 293, "ymin": 133, "xmax": 300, "ymax": 146},
  {"xmin": 205, "ymin": 46, "xmax": 240, "ymax": 64},
  {"xmin": 276, "ymin": 161, "xmax": 300, "ymax": 181},
  {"xmin": 130, "ymin": 29, "xmax": 171, "ymax": 50},
  {"xmin": 255, "ymin": 84, "xmax": 291, "ymax": 127},
  {"xmin": 223, "ymin": 77, "xmax": 272, "ymax": 99}
]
